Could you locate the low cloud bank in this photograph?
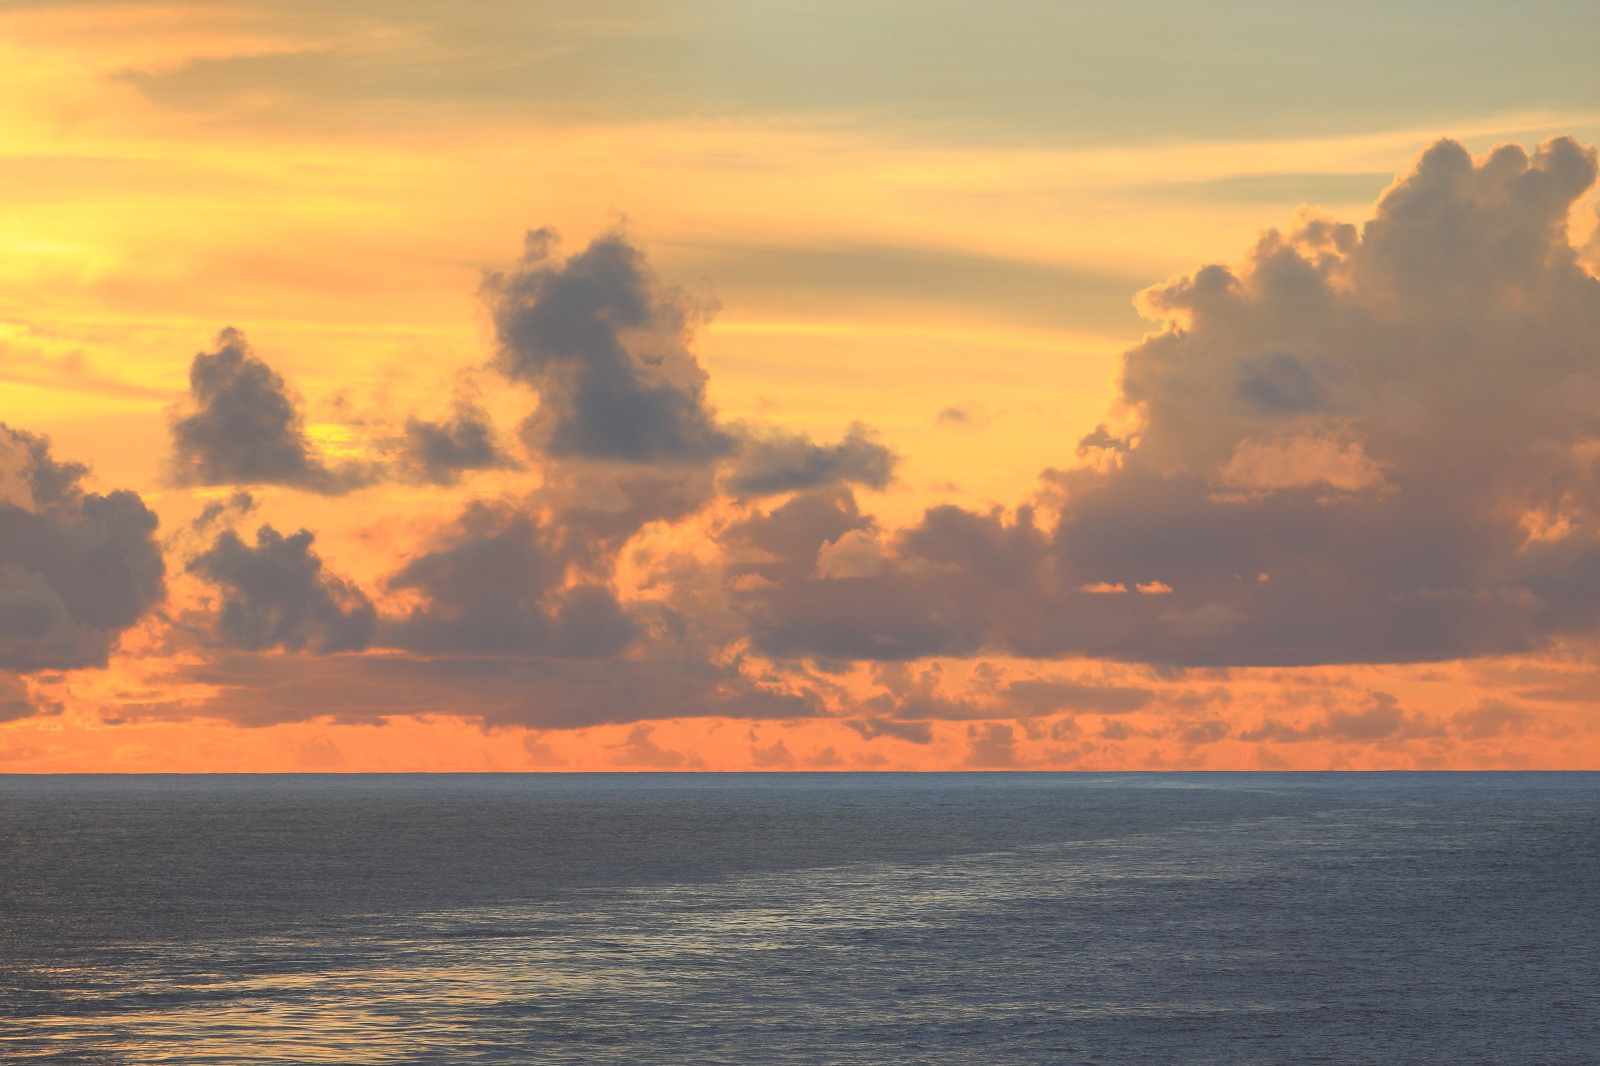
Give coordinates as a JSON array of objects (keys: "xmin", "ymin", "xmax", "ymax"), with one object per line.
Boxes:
[{"xmin": 51, "ymin": 135, "xmax": 1600, "ymax": 734}]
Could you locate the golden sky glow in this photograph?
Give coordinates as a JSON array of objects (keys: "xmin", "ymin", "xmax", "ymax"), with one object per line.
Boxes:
[{"xmin": 4, "ymin": 0, "xmax": 1600, "ymax": 771}]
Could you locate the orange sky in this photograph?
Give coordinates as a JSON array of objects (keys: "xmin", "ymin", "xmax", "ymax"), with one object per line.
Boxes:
[{"xmin": 3, "ymin": 1, "xmax": 1600, "ymax": 771}]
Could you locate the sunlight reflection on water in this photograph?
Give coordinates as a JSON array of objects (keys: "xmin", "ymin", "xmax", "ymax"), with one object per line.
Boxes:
[{"xmin": 3, "ymin": 773, "xmax": 1596, "ymax": 1064}]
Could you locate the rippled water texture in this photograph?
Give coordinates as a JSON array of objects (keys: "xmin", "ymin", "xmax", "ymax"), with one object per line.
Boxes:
[{"xmin": 2, "ymin": 772, "xmax": 1596, "ymax": 1063}]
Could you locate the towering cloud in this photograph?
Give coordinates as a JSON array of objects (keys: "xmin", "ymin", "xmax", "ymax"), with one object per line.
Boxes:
[
  {"xmin": 170, "ymin": 328, "xmax": 372, "ymax": 494},
  {"xmin": 739, "ymin": 137, "xmax": 1600, "ymax": 667},
  {"xmin": 0, "ymin": 425, "xmax": 165, "ymax": 674},
  {"xmin": 482, "ymin": 228, "xmax": 736, "ymax": 465}
]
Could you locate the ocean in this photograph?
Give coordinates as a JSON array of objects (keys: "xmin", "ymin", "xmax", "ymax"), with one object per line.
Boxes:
[{"xmin": 1, "ymin": 772, "xmax": 1595, "ymax": 1064}]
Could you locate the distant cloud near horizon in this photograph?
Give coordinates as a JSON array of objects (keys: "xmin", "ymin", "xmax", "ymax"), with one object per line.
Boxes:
[
  {"xmin": 21, "ymin": 137, "xmax": 1600, "ymax": 748},
  {"xmin": 482, "ymin": 228, "xmax": 737, "ymax": 466}
]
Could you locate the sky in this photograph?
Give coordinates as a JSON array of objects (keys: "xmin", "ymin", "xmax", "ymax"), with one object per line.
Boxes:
[{"xmin": 2, "ymin": 0, "xmax": 1600, "ymax": 772}]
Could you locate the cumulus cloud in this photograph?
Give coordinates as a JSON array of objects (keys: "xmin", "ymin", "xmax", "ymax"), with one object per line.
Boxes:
[
  {"xmin": 401, "ymin": 400, "xmax": 519, "ymax": 485},
  {"xmin": 0, "ymin": 425, "xmax": 165, "ymax": 674},
  {"xmin": 742, "ymin": 498, "xmax": 1050, "ymax": 661},
  {"xmin": 169, "ymin": 328, "xmax": 373, "ymax": 494},
  {"xmin": 383, "ymin": 499, "xmax": 637, "ymax": 658},
  {"xmin": 134, "ymin": 140, "xmax": 1600, "ymax": 742},
  {"xmin": 724, "ymin": 423, "xmax": 897, "ymax": 497},
  {"xmin": 187, "ymin": 524, "xmax": 376, "ymax": 654},
  {"xmin": 733, "ymin": 137, "xmax": 1600, "ymax": 667},
  {"xmin": 482, "ymin": 228, "xmax": 735, "ymax": 465}
]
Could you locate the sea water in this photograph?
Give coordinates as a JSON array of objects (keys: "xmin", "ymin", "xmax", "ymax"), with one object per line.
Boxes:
[{"xmin": 1, "ymin": 772, "xmax": 1595, "ymax": 1064}]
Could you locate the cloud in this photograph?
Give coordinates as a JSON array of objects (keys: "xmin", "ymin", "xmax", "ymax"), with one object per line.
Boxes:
[
  {"xmin": 522, "ymin": 732, "xmax": 567, "ymax": 767},
  {"xmin": 169, "ymin": 651, "xmax": 818, "ymax": 729},
  {"xmin": 741, "ymin": 496, "xmax": 1050, "ymax": 661},
  {"xmin": 482, "ymin": 228, "xmax": 735, "ymax": 465},
  {"xmin": 401, "ymin": 401, "xmax": 519, "ymax": 485},
  {"xmin": 1450, "ymin": 699, "xmax": 1530, "ymax": 739},
  {"xmin": 935, "ymin": 404, "xmax": 989, "ymax": 428},
  {"xmin": 611, "ymin": 724, "xmax": 703, "ymax": 769},
  {"xmin": 0, "ymin": 425, "xmax": 165, "ymax": 674},
  {"xmin": 169, "ymin": 328, "xmax": 373, "ymax": 494},
  {"xmin": 382, "ymin": 499, "xmax": 637, "ymax": 658},
  {"xmin": 1239, "ymin": 691, "xmax": 1437, "ymax": 743},
  {"xmin": 724, "ymin": 423, "xmax": 897, "ymax": 497},
  {"xmin": 93, "ymin": 138, "xmax": 1600, "ymax": 743},
  {"xmin": 844, "ymin": 716, "xmax": 933, "ymax": 744},
  {"xmin": 187, "ymin": 524, "xmax": 376, "ymax": 654},
  {"xmin": 192, "ymin": 491, "xmax": 257, "ymax": 531},
  {"xmin": 1174, "ymin": 719, "xmax": 1231, "ymax": 745},
  {"xmin": 730, "ymin": 137, "xmax": 1600, "ymax": 668},
  {"xmin": 1234, "ymin": 351, "xmax": 1331, "ymax": 413},
  {"xmin": 749, "ymin": 737, "xmax": 796, "ymax": 767},
  {"xmin": 964, "ymin": 722, "xmax": 1018, "ymax": 767},
  {"xmin": 722, "ymin": 487, "xmax": 876, "ymax": 587},
  {"xmin": 0, "ymin": 672, "xmax": 60, "ymax": 724},
  {"xmin": 999, "ymin": 677, "xmax": 1152, "ymax": 715}
]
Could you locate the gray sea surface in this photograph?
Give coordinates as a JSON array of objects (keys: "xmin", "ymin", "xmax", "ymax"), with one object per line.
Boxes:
[{"xmin": 0, "ymin": 771, "xmax": 1595, "ymax": 1064}]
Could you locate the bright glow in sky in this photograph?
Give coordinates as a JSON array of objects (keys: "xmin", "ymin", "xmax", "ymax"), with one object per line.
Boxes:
[{"xmin": 3, "ymin": 0, "xmax": 1600, "ymax": 770}]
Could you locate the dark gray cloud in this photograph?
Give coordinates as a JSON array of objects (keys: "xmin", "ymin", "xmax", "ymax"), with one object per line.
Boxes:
[
  {"xmin": 732, "ymin": 137, "xmax": 1600, "ymax": 667},
  {"xmin": 482, "ymin": 228, "xmax": 735, "ymax": 465},
  {"xmin": 741, "ymin": 496, "xmax": 1051, "ymax": 661},
  {"xmin": 724, "ymin": 423, "xmax": 897, "ymax": 497},
  {"xmin": 169, "ymin": 328, "xmax": 372, "ymax": 494},
  {"xmin": 0, "ymin": 425, "xmax": 165, "ymax": 675},
  {"xmin": 402, "ymin": 401, "xmax": 519, "ymax": 485},
  {"xmin": 187, "ymin": 524, "xmax": 376, "ymax": 654},
  {"xmin": 383, "ymin": 499, "xmax": 636, "ymax": 658}
]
